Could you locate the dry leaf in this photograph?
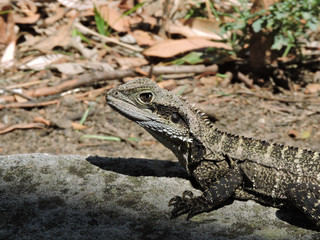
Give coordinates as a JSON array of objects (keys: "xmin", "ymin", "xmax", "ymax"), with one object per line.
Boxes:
[
  {"xmin": 137, "ymin": 14, "xmax": 157, "ymax": 28},
  {"xmin": 13, "ymin": 0, "xmax": 40, "ymax": 24},
  {"xmin": 0, "ymin": 15, "xmax": 8, "ymax": 44},
  {"xmin": 14, "ymin": 94, "xmax": 28, "ymax": 103},
  {"xmin": 71, "ymin": 122, "xmax": 88, "ymax": 130},
  {"xmin": 200, "ymin": 76, "xmax": 217, "ymax": 86},
  {"xmin": 131, "ymin": 30, "xmax": 158, "ymax": 46},
  {"xmin": 99, "ymin": 5, "xmax": 130, "ymax": 32},
  {"xmin": 144, "ymin": 37, "xmax": 232, "ymax": 58},
  {"xmin": 133, "ymin": 67, "xmax": 148, "ymax": 77},
  {"xmin": 13, "ymin": 13, "xmax": 40, "ymax": 24},
  {"xmin": 34, "ymin": 19, "xmax": 73, "ymax": 51},
  {"xmin": 116, "ymin": 57, "xmax": 148, "ymax": 69},
  {"xmin": 44, "ymin": 7, "xmax": 65, "ymax": 25},
  {"xmin": 0, "ymin": 8, "xmax": 16, "ymax": 69},
  {"xmin": 157, "ymin": 80, "xmax": 177, "ymax": 90},
  {"xmin": 119, "ymin": 0, "xmax": 134, "ymax": 9},
  {"xmin": 19, "ymin": 54, "xmax": 64, "ymax": 70},
  {"xmin": 0, "ymin": 41, "xmax": 16, "ymax": 69},
  {"xmin": 0, "ymin": 6, "xmax": 15, "ymax": 44},
  {"xmin": 57, "ymin": 0, "xmax": 94, "ymax": 10},
  {"xmin": 52, "ymin": 62, "xmax": 85, "ymax": 75},
  {"xmin": 305, "ymin": 83, "xmax": 320, "ymax": 94},
  {"xmin": 288, "ymin": 129, "xmax": 299, "ymax": 139},
  {"xmin": 168, "ymin": 18, "xmax": 222, "ymax": 40},
  {"xmin": 127, "ymin": 14, "xmax": 143, "ymax": 26}
]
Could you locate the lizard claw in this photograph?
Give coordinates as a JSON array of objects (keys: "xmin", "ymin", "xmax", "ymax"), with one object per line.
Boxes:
[
  {"xmin": 168, "ymin": 190, "xmax": 197, "ymax": 220},
  {"xmin": 182, "ymin": 190, "xmax": 193, "ymax": 199}
]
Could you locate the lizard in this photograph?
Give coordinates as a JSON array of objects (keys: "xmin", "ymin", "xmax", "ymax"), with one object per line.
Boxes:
[{"xmin": 106, "ymin": 77, "xmax": 320, "ymax": 228}]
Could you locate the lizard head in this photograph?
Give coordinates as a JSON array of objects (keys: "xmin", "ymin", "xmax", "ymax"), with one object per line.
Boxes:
[{"xmin": 106, "ymin": 78, "xmax": 209, "ymax": 170}]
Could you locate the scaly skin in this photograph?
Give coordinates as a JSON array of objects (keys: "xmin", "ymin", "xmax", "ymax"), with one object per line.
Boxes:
[{"xmin": 106, "ymin": 77, "xmax": 320, "ymax": 228}]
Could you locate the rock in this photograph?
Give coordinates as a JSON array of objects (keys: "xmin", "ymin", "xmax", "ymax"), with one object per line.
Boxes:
[{"xmin": 0, "ymin": 154, "xmax": 319, "ymax": 239}]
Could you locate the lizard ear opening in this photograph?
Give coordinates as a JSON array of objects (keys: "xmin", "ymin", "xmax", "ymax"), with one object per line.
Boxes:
[{"xmin": 138, "ymin": 91, "xmax": 154, "ymax": 104}]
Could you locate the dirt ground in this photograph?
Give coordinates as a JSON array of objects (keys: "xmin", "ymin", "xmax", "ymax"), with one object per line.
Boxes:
[{"xmin": 1, "ymin": 78, "xmax": 320, "ymax": 162}]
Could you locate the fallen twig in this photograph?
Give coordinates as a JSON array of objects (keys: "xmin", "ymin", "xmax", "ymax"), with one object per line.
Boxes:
[
  {"xmin": 6, "ymin": 79, "xmax": 52, "ymax": 89},
  {"xmin": 235, "ymin": 90, "xmax": 320, "ymax": 104},
  {"xmin": 74, "ymin": 22, "xmax": 143, "ymax": 52},
  {"xmin": 0, "ymin": 64, "xmax": 218, "ymax": 103},
  {"xmin": 237, "ymin": 72, "xmax": 255, "ymax": 89},
  {"xmin": 0, "ymin": 123, "xmax": 45, "ymax": 134},
  {"xmin": 0, "ymin": 99, "xmax": 60, "ymax": 109},
  {"xmin": 0, "ymin": 87, "xmax": 36, "ymax": 101},
  {"xmin": 74, "ymin": 85, "xmax": 113, "ymax": 100}
]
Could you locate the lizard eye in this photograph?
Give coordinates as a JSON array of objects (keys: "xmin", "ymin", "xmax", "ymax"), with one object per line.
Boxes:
[
  {"xmin": 171, "ymin": 112, "xmax": 181, "ymax": 123},
  {"xmin": 139, "ymin": 91, "xmax": 154, "ymax": 103}
]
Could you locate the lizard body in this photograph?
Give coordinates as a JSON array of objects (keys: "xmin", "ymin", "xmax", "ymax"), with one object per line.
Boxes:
[{"xmin": 106, "ymin": 77, "xmax": 320, "ymax": 228}]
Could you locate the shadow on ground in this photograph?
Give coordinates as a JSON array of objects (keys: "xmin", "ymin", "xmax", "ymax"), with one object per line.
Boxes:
[
  {"xmin": 86, "ymin": 155, "xmax": 319, "ymax": 231},
  {"xmin": 86, "ymin": 155, "xmax": 188, "ymax": 178}
]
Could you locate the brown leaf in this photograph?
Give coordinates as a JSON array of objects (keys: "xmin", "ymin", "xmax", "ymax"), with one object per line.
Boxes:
[
  {"xmin": 71, "ymin": 122, "xmax": 88, "ymax": 130},
  {"xmin": 138, "ymin": 15, "xmax": 157, "ymax": 28},
  {"xmin": 131, "ymin": 30, "xmax": 157, "ymax": 46},
  {"xmin": 14, "ymin": 94, "xmax": 28, "ymax": 103},
  {"xmin": 288, "ymin": 129, "xmax": 299, "ymax": 139},
  {"xmin": 13, "ymin": 0, "xmax": 40, "ymax": 24},
  {"xmin": 19, "ymin": 54, "xmax": 65, "ymax": 70},
  {"xmin": 157, "ymin": 80, "xmax": 177, "ymax": 90},
  {"xmin": 0, "ymin": 7, "xmax": 16, "ymax": 68},
  {"xmin": 1, "ymin": 40, "xmax": 16, "ymax": 69},
  {"xmin": 144, "ymin": 37, "xmax": 232, "ymax": 58},
  {"xmin": 168, "ymin": 18, "xmax": 222, "ymax": 40},
  {"xmin": 116, "ymin": 57, "xmax": 148, "ymax": 69},
  {"xmin": 13, "ymin": 13, "xmax": 40, "ymax": 24},
  {"xmin": 200, "ymin": 76, "xmax": 217, "ymax": 86},
  {"xmin": 99, "ymin": 5, "xmax": 130, "ymax": 32},
  {"xmin": 0, "ymin": 6, "xmax": 15, "ymax": 44},
  {"xmin": 305, "ymin": 83, "xmax": 320, "ymax": 94},
  {"xmin": 0, "ymin": 15, "xmax": 7, "ymax": 44},
  {"xmin": 44, "ymin": 7, "xmax": 65, "ymax": 25},
  {"xmin": 132, "ymin": 67, "xmax": 148, "ymax": 77},
  {"xmin": 34, "ymin": 18, "xmax": 73, "ymax": 51},
  {"xmin": 0, "ymin": 123, "xmax": 44, "ymax": 135}
]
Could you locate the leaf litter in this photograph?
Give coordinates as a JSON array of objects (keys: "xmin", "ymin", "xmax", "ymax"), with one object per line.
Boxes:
[{"xmin": 0, "ymin": 0, "xmax": 318, "ymax": 158}]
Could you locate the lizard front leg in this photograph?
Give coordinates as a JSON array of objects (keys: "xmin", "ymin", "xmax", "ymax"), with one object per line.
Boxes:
[{"xmin": 169, "ymin": 166, "xmax": 243, "ymax": 220}]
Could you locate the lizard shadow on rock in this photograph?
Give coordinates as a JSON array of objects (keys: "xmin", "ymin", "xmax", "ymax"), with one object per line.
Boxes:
[
  {"xmin": 276, "ymin": 209, "xmax": 319, "ymax": 231},
  {"xmin": 86, "ymin": 156, "xmax": 319, "ymax": 231},
  {"xmin": 86, "ymin": 156, "xmax": 189, "ymax": 179}
]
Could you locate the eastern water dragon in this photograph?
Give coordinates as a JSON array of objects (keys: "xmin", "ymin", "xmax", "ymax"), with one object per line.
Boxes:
[{"xmin": 106, "ymin": 77, "xmax": 320, "ymax": 228}]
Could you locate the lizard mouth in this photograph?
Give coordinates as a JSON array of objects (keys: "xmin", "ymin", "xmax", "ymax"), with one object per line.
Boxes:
[{"xmin": 106, "ymin": 94, "xmax": 156, "ymax": 122}]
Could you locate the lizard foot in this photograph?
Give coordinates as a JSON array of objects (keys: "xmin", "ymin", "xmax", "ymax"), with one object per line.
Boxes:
[{"xmin": 168, "ymin": 190, "xmax": 208, "ymax": 220}]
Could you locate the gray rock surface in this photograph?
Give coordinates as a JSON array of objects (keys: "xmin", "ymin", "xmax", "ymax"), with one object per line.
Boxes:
[{"xmin": 0, "ymin": 154, "xmax": 319, "ymax": 240}]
